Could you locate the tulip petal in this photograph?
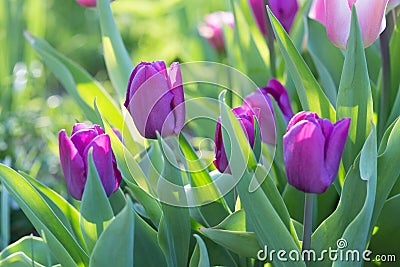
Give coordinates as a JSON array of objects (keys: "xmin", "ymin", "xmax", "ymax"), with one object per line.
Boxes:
[
  {"xmin": 354, "ymin": 0, "xmax": 389, "ymax": 47},
  {"xmin": 72, "ymin": 123, "xmax": 90, "ymax": 135},
  {"xmin": 244, "ymin": 90, "xmax": 275, "ymax": 144},
  {"xmin": 325, "ymin": 0, "xmax": 352, "ymax": 49},
  {"xmin": 126, "ymin": 64, "xmax": 175, "ymax": 138},
  {"xmin": 83, "ymin": 134, "xmax": 117, "ymax": 197},
  {"xmin": 263, "ymin": 78, "xmax": 294, "ymax": 122},
  {"xmin": 213, "ymin": 120, "xmax": 230, "ymax": 173},
  {"xmin": 283, "ymin": 120, "xmax": 330, "ymax": 193},
  {"xmin": 309, "ymin": 0, "xmax": 326, "ymax": 25},
  {"xmin": 168, "ymin": 62, "xmax": 185, "ymax": 135},
  {"xmin": 70, "ymin": 128, "xmax": 98, "ymax": 156},
  {"xmin": 269, "ymin": 0, "xmax": 299, "ymax": 33},
  {"xmin": 388, "ymin": 0, "xmax": 400, "ymax": 11},
  {"xmin": 58, "ymin": 130, "xmax": 86, "ymax": 200},
  {"xmin": 324, "ymin": 118, "xmax": 351, "ymax": 181}
]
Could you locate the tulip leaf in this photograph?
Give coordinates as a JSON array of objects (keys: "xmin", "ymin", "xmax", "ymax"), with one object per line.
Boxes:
[
  {"xmin": 189, "ymin": 234, "xmax": 210, "ymax": 267},
  {"xmin": 267, "ymin": 7, "xmax": 336, "ymax": 121},
  {"xmin": 306, "ymin": 18, "xmax": 344, "ymax": 93},
  {"xmin": 0, "ymin": 252, "xmax": 49, "ymax": 267},
  {"xmin": 178, "ymin": 133, "xmax": 230, "ymax": 227},
  {"xmin": 134, "ymin": 211, "xmax": 167, "ymax": 267},
  {"xmin": 89, "ymin": 199, "xmax": 134, "ymax": 267},
  {"xmin": 332, "ymin": 125, "xmax": 376, "ymax": 267},
  {"xmin": 389, "ymin": 17, "xmax": 400, "ymax": 112},
  {"xmin": 0, "ymin": 164, "xmax": 88, "ymax": 266},
  {"xmin": 200, "ymin": 210, "xmax": 261, "ymax": 258},
  {"xmin": 370, "ymin": 117, "xmax": 400, "ymax": 234},
  {"xmin": 80, "ymin": 151, "xmax": 114, "ymax": 254},
  {"xmin": 336, "ymin": 8, "xmax": 374, "ymax": 170},
  {"xmin": 21, "ymin": 172, "xmax": 86, "ymax": 251},
  {"xmin": 97, "ymin": 0, "xmax": 133, "ymax": 97},
  {"xmin": 0, "ymin": 235, "xmax": 56, "ymax": 266},
  {"xmin": 157, "ymin": 135, "xmax": 191, "ymax": 267},
  {"xmin": 229, "ymin": 0, "xmax": 271, "ymax": 87}
]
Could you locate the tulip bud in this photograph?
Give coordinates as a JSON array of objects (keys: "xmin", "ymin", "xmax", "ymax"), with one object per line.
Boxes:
[
  {"xmin": 309, "ymin": 0, "xmax": 393, "ymax": 49},
  {"xmin": 124, "ymin": 61, "xmax": 185, "ymax": 139},
  {"xmin": 76, "ymin": 0, "xmax": 113, "ymax": 7},
  {"xmin": 58, "ymin": 123, "xmax": 122, "ymax": 200},
  {"xmin": 249, "ymin": 0, "xmax": 298, "ymax": 35},
  {"xmin": 214, "ymin": 105, "xmax": 259, "ymax": 173},
  {"xmin": 244, "ymin": 78, "xmax": 294, "ymax": 144},
  {"xmin": 198, "ymin": 12, "xmax": 234, "ymax": 52},
  {"xmin": 283, "ymin": 112, "xmax": 350, "ymax": 194}
]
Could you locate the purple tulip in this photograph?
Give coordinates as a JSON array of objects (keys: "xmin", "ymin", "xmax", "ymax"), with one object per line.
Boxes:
[
  {"xmin": 76, "ymin": 0, "xmax": 113, "ymax": 7},
  {"xmin": 58, "ymin": 123, "xmax": 122, "ymax": 200},
  {"xmin": 124, "ymin": 61, "xmax": 185, "ymax": 139},
  {"xmin": 244, "ymin": 78, "xmax": 294, "ymax": 144},
  {"xmin": 249, "ymin": 0, "xmax": 298, "ymax": 35},
  {"xmin": 198, "ymin": 12, "xmax": 234, "ymax": 52},
  {"xmin": 309, "ymin": 0, "xmax": 394, "ymax": 49},
  {"xmin": 283, "ymin": 112, "xmax": 350, "ymax": 194},
  {"xmin": 214, "ymin": 105, "xmax": 259, "ymax": 173}
]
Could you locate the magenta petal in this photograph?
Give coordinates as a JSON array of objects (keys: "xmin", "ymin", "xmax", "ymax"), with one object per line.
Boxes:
[
  {"xmin": 83, "ymin": 134, "xmax": 117, "ymax": 197},
  {"xmin": 58, "ymin": 130, "xmax": 86, "ymax": 200},
  {"xmin": 269, "ymin": 0, "xmax": 299, "ymax": 33},
  {"xmin": 283, "ymin": 120, "xmax": 330, "ymax": 194},
  {"xmin": 72, "ymin": 123, "xmax": 89, "ymax": 135},
  {"xmin": 70, "ymin": 129, "xmax": 99, "ymax": 156},
  {"xmin": 263, "ymin": 78, "xmax": 294, "ymax": 122},
  {"xmin": 249, "ymin": 0, "xmax": 267, "ymax": 35},
  {"xmin": 324, "ymin": 118, "xmax": 351, "ymax": 181},
  {"xmin": 168, "ymin": 62, "xmax": 185, "ymax": 135},
  {"xmin": 214, "ymin": 120, "xmax": 230, "ymax": 173}
]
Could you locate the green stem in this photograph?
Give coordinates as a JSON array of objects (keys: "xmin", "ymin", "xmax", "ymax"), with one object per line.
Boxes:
[
  {"xmin": 1, "ymin": 184, "xmax": 10, "ymax": 250},
  {"xmin": 378, "ymin": 16, "xmax": 391, "ymax": 137},
  {"xmin": 302, "ymin": 193, "xmax": 313, "ymax": 257},
  {"xmin": 263, "ymin": 0, "xmax": 276, "ymax": 77}
]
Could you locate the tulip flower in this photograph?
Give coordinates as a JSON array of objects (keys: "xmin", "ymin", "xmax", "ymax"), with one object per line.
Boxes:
[
  {"xmin": 76, "ymin": 0, "xmax": 113, "ymax": 7},
  {"xmin": 388, "ymin": 0, "xmax": 400, "ymax": 11},
  {"xmin": 249, "ymin": 0, "xmax": 298, "ymax": 35},
  {"xmin": 58, "ymin": 123, "xmax": 122, "ymax": 200},
  {"xmin": 198, "ymin": 12, "xmax": 234, "ymax": 52},
  {"xmin": 309, "ymin": 0, "xmax": 395, "ymax": 49},
  {"xmin": 244, "ymin": 78, "xmax": 294, "ymax": 144},
  {"xmin": 124, "ymin": 61, "xmax": 185, "ymax": 139},
  {"xmin": 283, "ymin": 112, "xmax": 350, "ymax": 194},
  {"xmin": 214, "ymin": 105, "xmax": 259, "ymax": 173}
]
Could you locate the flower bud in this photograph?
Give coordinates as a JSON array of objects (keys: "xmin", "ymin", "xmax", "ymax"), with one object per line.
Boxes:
[
  {"xmin": 124, "ymin": 61, "xmax": 185, "ymax": 139},
  {"xmin": 283, "ymin": 112, "xmax": 350, "ymax": 194},
  {"xmin": 309, "ymin": 0, "xmax": 395, "ymax": 49},
  {"xmin": 214, "ymin": 105, "xmax": 258, "ymax": 173},
  {"xmin": 249, "ymin": 0, "xmax": 298, "ymax": 35},
  {"xmin": 198, "ymin": 12, "xmax": 234, "ymax": 52},
  {"xmin": 58, "ymin": 123, "xmax": 122, "ymax": 200},
  {"xmin": 244, "ymin": 78, "xmax": 294, "ymax": 144}
]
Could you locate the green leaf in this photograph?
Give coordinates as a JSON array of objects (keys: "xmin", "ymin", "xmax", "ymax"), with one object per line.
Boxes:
[
  {"xmin": 179, "ymin": 133, "xmax": 230, "ymax": 227},
  {"xmin": 0, "ymin": 236, "xmax": 55, "ymax": 266},
  {"xmin": 267, "ymin": 7, "xmax": 336, "ymax": 121},
  {"xmin": 21, "ymin": 173, "xmax": 86, "ymax": 251},
  {"xmin": 89, "ymin": 199, "xmax": 134, "ymax": 267},
  {"xmin": 157, "ymin": 135, "xmax": 190, "ymax": 267},
  {"xmin": 0, "ymin": 165, "xmax": 88, "ymax": 266},
  {"xmin": 0, "ymin": 252, "xmax": 48, "ymax": 267},
  {"xmin": 389, "ymin": 17, "xmax": 400, "ymax": 110},
  {"xmin": 80, "ymin": 151, "xmax": 114, "ymax": 253},
  {"xmin": 189, "ymin": 235, "xmax": 210, "ymax": 267},
  {"xmin": 200, "ymin": 210, "xmax": 261, "ymax": 258},
  {"xmin": 134, "ymin": 212, "xmax": 167, "ymax": 267},
  {"xmin": 97, "ymin": 0, "xmax": 133, "ymax": 96},
  {"xmin": 336, "ymin": 8, "xmax": 374, "ymax": 170},
  {"xmin": 333, "ymin": 125, "xmax": 377, "ymax": 267}
]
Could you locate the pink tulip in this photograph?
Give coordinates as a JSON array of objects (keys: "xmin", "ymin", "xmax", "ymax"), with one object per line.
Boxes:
[
  {"xmin": 309, "ymin": 0, "xmax": 393, "ymax": 49},
  {"xmin": 76, "ymin": 0, "xmax": 113, "ymax": 7}
]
